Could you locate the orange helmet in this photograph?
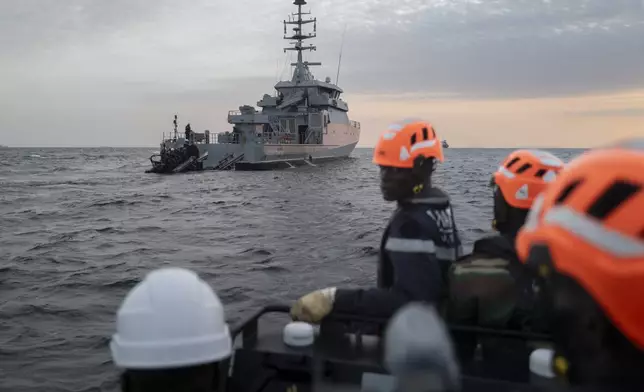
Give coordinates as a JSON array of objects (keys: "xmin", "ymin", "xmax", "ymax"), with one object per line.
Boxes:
[
  {"xmin": 516, "ymin": 138, "xmax": 644, "ymax": 349},
  {"xmin": 373, "ymin": 120, "xmax": 444, "ymax": 169},
  {"xmin": 491, "ymin": 149, "xmax": 564, "ymax": 210}
]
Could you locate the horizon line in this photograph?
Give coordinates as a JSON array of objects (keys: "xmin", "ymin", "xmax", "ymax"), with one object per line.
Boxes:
[{"xmin": 1, "ymin": 145, "xmax": 590, "ymax": 149}]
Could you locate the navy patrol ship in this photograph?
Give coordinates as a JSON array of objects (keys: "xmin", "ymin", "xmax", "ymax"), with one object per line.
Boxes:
[{"xmin": 148, "ymin": 0, "xmax": 361, "ymax": 173}]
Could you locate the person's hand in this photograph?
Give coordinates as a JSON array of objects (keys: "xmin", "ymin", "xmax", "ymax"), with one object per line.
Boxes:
[{"xmin": 290, "ymin": 287, "xmax": 337, "ymax": 323}]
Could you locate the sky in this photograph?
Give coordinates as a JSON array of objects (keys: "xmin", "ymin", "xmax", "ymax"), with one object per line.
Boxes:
[{"xmin": 1, "ymin": 0, "xmax": 643, "ymax": 148}]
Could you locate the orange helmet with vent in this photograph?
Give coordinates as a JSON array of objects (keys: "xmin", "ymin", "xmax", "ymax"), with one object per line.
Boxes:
[
  {"xmin": 373, "ymin": 120, "xmax": 444, "ymax": 169},
  {"xmin": 491, "ymin": 149, "xmax": 564, "ymax": 210},
  {"xmin": 516, "ymin": 138, "xmax": 644, "ymax": 349}
]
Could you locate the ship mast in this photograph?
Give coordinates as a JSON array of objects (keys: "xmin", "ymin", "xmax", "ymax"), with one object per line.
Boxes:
[{"xmin": 283, "ymin": 0, "xmax": 321, "ymax": 83}]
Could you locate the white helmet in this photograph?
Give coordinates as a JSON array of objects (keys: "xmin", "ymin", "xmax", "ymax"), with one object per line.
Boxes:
[
  {"xmin": 384, "ymin": 303, "xmax": 460, "ymax": 391},
  {"xmin": 110, "ymin": 267, "xmax": 232, "ymax": 369}
]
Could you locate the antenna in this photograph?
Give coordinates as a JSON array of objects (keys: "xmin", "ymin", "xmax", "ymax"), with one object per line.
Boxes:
[
  {"xmin": 275, "ymin": 58, "xmax": 279, "ymax": 94},
  {"xmin": 335, "ymin": 23, "xmax": 347, "ymax": 85},
  {"xmin": 283, "ymin": 0, "xmax": 322, "ymax": 83},
  {"xmin": 173, "ymin": 114, "xmax": 178, "ymax": 139}
]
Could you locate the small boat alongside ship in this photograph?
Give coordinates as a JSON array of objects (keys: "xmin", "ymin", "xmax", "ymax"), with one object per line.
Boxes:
[
  {"xmin": 442, "ymin": 139, "xmax": 449, "ymax": 148},
  {"xmin": 147, "ymin": 0, "xmax": 361, "ymax": 174}
]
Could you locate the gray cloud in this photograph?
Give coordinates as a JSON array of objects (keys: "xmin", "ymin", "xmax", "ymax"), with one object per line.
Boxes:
[
  {"xmin": 0, "ymin": 0, "xmax": 171, "ymax": 59},
  {"xmin": 4, "ymin": 0, "xmax": 642, "ymax": 96},
  {"xmin": 178, "ymin": 0, "xmax": 644, "ymax": 99},
  {"xmin": 1, "ymin": 0, "xmax": 643, "ymax": 146},
  {"xmin": 338, "ymin": 0, "xmax": 644, "ymax": 98}
]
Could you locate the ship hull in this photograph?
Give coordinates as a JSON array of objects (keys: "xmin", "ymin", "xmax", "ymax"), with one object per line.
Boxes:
[
  {"xmin": 234, "ymin": 141, "xmax": 358, "ymax": 170},
  {"xmin": 190, "ymin": 121, "xmax": 360, "ymax": 171},
  {"xmin": 195, "ymin": 140, "xmax": 358, "ymax": 170}
]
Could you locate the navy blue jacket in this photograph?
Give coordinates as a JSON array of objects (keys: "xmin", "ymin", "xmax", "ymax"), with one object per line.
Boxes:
[{"xmin": 332, "ymin": 187, "xmax": 463, "ymax": 318}]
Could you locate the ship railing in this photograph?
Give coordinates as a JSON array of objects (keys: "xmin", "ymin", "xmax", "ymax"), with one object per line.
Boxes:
[
  {"xmin": 258, "ymin": 130, "xmax": 325, "ymax": 145},
  {"xmin": 160, "ymin": 130, "xmax": 320, "ymax": 146},
  {"xmin": 257, "ymin": 131, "xmax": 294, "ymax": 145},
  {"xmin": 350, "ymin": 120, "xmax": 361, "ymax": 129},
  {"xmin": 163, "ymin": 132, "xmax": 243, "ymax": 145},
  {"xmin": 227, "ymin": 110, "xmax": 241, "ymax": 123},
  {"xmin": 161, "ymin": 132, "xmax": 178, "ymax": 142},
  {"xmin": 161, "ymin": 131, "xmax": 222, "ymax": 144},
  {"xmin": 212, "ymin": 132, "xmax": 241, "ymax": 144}
]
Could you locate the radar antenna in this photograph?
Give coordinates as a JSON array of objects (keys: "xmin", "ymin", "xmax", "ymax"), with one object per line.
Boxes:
[
  {"xmin": 283, "ymin": 0, "xmax": 321, "ymax": 83},
  {"xmin": 335, "ymin": 24, "xmax": 347, "ymax": 85}
]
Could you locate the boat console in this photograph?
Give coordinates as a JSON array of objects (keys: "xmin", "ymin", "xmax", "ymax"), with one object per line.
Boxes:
[{"xmin": 224, "ymin": 305, "xmax": 573, "ymax": 392}]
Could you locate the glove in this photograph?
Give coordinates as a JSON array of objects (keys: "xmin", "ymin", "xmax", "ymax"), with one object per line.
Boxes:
[{"xmin": 290, "ymin": 287, "xmax": 337, "ymax": 323}]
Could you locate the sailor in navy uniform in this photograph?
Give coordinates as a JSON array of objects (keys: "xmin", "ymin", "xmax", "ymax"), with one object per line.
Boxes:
[{"xmin": 290, "ymin": 120, "xmax": 463, "ymax": 322}]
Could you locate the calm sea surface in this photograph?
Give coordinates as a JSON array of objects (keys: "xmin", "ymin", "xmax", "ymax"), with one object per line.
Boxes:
[{"xmin": 0, "ymin": 147, "xmax": 583, "ymax": 391}]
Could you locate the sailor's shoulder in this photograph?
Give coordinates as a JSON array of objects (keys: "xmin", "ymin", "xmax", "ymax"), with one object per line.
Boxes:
[
  {"xmin": 387, "ymin": 209, "xmax": 427, "ymax": 239},
  {"xmin": 408, "ymin": 187, "xmax": 452, "ymax": 206},
  {"xmin": 428, "ymin": 186, "xmax": 450, "ymax": 199}
]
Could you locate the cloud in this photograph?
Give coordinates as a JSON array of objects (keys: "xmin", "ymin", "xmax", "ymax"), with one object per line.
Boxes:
[
  {"xmin": 5, "ymin": 0, "xmax": 642, "ymax": 94},
  {"xmin": 0, "ymin": 0, "xmax": 170, "ymax": 59},
  {"xmin": 339, "ymin": 0, "xmax": 644, "ymax": 98},
  {"xmin": 572, "ymin": 108, "xmax": 644, "ymax": 117},
  {"xmin": 1, "ymin": 0, "xmax": 643, "ymax": 146}
]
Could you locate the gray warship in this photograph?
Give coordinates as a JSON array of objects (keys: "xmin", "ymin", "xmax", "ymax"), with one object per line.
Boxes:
[{"xmin": 147, "ymin": 0, "xmax": 361, "ymax": 173}]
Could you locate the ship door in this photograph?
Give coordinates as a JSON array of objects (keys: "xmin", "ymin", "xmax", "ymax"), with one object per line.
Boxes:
[{"xmin": 298, "ymin": 125, "xmax": 308, "ymax": 144}]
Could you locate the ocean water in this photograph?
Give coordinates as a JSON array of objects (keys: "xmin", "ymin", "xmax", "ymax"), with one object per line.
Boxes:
[{"xmin": 0, "ymin": 147, "xmax": 583, "ymax": 392}]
